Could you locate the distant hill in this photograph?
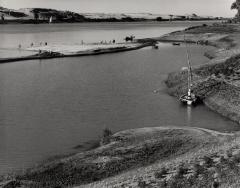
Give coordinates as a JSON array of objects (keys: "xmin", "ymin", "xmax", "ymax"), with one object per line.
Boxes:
[
  {"xmin": 0, "ymin": 7, "xmax": 85, "ymax": 23},
  {"xmin": 0, "ymin": 7, "xmax": 223, "ymax": 23},
  {"xmin": 83, "ymin": 13, "xmax": 220, "ymax": 21}
]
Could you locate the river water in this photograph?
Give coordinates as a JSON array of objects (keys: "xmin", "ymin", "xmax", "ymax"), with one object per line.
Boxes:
[{"xmin": 0, "ymin": 22, "xmax": 239, "ymax": 174}]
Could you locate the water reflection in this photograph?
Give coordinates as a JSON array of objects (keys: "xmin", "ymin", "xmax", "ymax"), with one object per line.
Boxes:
[{"xmin": 187, "ymin": 106, "xmax": 192, "ymax": 127}]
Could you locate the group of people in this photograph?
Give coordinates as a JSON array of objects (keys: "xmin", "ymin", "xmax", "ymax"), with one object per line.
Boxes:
[
  {"xmin": 99, "ymin": 39, "xmax": 116, "ymax": 44},
  {"xmin": 18, "ymin": 42, "xmax": 49, "ymax": 49},
  {"xmin": 1, "ymin": 14, "xmax": 5, "ymax": 21},
  {"xmin": 17, "ymin": 39, "xmax": 118, "ymax": 50}
]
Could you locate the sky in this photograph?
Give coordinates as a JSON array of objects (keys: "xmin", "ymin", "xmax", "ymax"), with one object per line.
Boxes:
[{"xmin": 0, "ymin": 0, "xmax": 237, "ymax": 17}]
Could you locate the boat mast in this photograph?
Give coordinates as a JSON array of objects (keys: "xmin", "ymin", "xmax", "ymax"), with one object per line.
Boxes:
[{"xmin": 184, "ymin": 33, "xmax": 192, "ymax": 97}]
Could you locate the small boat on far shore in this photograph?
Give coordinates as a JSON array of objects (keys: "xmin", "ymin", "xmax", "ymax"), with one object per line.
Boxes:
[
  {"xmin": 172, "ymin": 42, "xmax": 181, "ymax": 46},
  {"xmin": 153, "ymin": 44, "xmax": 159, "ymax": 49}
]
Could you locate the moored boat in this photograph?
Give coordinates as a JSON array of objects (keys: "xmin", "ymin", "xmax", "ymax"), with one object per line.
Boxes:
[
  {"xmin": 180, "ymin": 90, "xmax": 197, "ymax": 105},
  {"xmin": 153, "ymin": 44, "xmax": 159, "ymax": 49},
  {"xmin": 172, "ymin": 42, "xmax": 181, "ymax": 46},
  {"xmin": 179, "ymin": 34, "xmax": 198, "ymax": 106}
]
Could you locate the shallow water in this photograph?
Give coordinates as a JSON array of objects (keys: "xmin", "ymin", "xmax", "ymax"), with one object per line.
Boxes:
[{"xmin": 0, "ymin": 22, "xmax": 238, "ymax": 174}]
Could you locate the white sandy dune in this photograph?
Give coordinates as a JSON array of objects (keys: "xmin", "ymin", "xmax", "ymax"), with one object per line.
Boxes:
[{"xmin": 26, "ymin": 43, "xmax": 139, "ymax": 55}]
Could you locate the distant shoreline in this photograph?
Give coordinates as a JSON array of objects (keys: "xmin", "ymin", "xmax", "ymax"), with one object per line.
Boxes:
[
  {"xmin": 0, "ymin": 7, "xmax": 224, "ymax": 25},
  {"xmin": 0, "ymin": 19, "xmax": 223, "ymax": 25}
]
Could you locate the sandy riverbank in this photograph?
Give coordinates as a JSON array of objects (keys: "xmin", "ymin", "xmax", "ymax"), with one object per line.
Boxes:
[
  {"xmin": 0, "ymin": 42, "xmax": 154, "ymax": 63},
  {"xmin": 26, "ymin": 43, "xmax": 141, "ymax": 55}
]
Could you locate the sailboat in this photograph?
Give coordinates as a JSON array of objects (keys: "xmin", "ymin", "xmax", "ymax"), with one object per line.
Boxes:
[
  {"xmin": 179, "ymin": 34, "xmax": 197, "ymax": 106},
  {"xmin": 49, "ymin": 16, "xmax": 53, "ymax": 24}
]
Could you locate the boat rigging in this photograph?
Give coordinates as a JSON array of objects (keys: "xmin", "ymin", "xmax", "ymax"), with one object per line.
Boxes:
[{"xmin": 179, "ymin": 33, "xmax": 197, "ymax": 106}]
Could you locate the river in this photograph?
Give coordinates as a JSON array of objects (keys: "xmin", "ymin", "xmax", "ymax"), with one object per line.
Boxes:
[{"xmin": 0, "ymin": 21, "xmax": 239, "ymax": 174}]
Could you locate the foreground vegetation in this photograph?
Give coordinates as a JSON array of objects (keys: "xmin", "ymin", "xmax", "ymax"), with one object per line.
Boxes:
[{"xmin": 0, "ymin": 127, "xmax": 233, "ymax": 187}]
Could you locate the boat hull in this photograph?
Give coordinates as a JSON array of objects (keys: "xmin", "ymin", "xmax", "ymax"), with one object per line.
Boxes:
[
  {"xmin": 172, "ymin": 42, "xmax": 181, "ymax": 46},
  {"xmin": 179, "ymin": 94, "xmax": 197, "ymax": 106}
]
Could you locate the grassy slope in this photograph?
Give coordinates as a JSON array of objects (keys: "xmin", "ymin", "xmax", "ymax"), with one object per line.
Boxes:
[
  {"xmin": 79, "ymin": 128, "xmax": 235, "ymax": 188},
  {"xmin": 6, "ymin": 127, "xmax": 231, "ymax": 188}
]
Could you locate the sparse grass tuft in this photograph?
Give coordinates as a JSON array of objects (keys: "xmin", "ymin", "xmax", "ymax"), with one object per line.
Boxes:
[
  {"xmin": 154, "ymin": 167, "xmax": 168, "ymax": 179},
  {"xmin": 101, "ymin": 127, "xmax": 113, "ymax": 145},
  {"xmin": 193, "ymin": 163, "xmax": 205, "ymax": 177},
  {"xmin": 203, "ymin": 156, "xmax": 214, "ymax": 168},
  {"xmin": 175, "ymin": 164, "xmax": 189, "ymax": 178}
]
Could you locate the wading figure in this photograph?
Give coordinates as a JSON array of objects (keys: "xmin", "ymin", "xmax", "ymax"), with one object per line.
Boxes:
[
  {"xmin": 1, "ymin": 14, "xmax": 5, "ymax": 21},
  {"xmin": 124, "ymin": 35, "xmax": 135, "ymax": 42}
]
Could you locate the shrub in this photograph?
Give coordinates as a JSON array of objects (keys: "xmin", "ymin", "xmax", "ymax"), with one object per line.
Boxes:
[
  {"xmin": 203, "ymin": 156, "xmax": 214, "ymax": 168},
  {"xmin": 232, "ymin": 153, "xmax": 240, "ymax": 163},
  {"xmin": 157, "ymin": 180, "xmax": 167, "ymax": 187},
  {"xmin": 102, "ymin": 128, "xmax": 112, "ymax": 138},
  {"xmin": 168, "ymin": 175, "xmax": 190, "ymax": 188},
  {"xmin": 176, "ymin": 165, "xmax": 189, "ymax": 178},
  {"xmin": 193, "ymin": 163, "xmax": 205, "ymax": 176},
  {"xmin": 226, "ymin": 150, "xmax": 233, "ymax": 158},
  {"xmin": 156, "ymin": 17, "xmax": 163, "ymax": 21},
  {"xmin": 137, "ymin": 179, "xmax": 147, "ymax": 188},
  {"xmin": 101, "ymin": 128, "xmax": 113, "ymax": 145},
  {"xmin": 212, "ymin": 181, "xmax": 220, "ymax": 188},
  {"xmin": 154, "ymin": 167, "xmax": 168, "ymax": 179}
]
